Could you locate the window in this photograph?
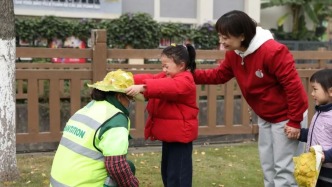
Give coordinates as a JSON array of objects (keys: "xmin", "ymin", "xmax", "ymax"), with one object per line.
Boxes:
[{"xmin": 14, "ymin": 0, "xmax": 100, "ymax": 9}]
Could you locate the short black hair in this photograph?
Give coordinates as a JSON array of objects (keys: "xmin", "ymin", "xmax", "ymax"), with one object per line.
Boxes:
[
  {"xmin": 215, "ymin": 10, "xmax": 257, "ymax": 49},
  {"xmin": 91, "ymin": 88, "xmax": 117, "ymax": 101},
  {"xmin": 310, "ymin": 69, "xmax": 332, "ymax": 93}
]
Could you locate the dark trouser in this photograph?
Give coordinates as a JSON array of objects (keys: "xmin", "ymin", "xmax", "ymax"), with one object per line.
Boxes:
[
  {"xmin": 316, "ymin": 179, "xmax": 332, "ymax": 187},
  {"xmin": 161, "ymin": 141, "xmax": 193, "ymax": 187}
]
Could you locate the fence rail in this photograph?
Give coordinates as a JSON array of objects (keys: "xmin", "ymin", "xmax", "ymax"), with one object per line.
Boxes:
[{"xmin": 14, "ymin": 29, "xmax": 331, "ymax": 149}]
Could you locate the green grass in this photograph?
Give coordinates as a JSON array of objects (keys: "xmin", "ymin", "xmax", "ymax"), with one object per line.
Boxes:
[{"xmin": 1, "ymin": 141, "xmax": 264, "ymax": 187}]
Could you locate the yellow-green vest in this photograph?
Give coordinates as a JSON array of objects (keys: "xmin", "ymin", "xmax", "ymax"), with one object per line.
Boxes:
[{"xmin": 50, "ymin": 100, "xmax": 130, "ymax": 187}]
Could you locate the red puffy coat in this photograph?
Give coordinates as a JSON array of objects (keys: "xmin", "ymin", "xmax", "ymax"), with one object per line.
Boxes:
[{"xmin": 134, "ymin": 71, "xmax": 199, "ymax": 143}]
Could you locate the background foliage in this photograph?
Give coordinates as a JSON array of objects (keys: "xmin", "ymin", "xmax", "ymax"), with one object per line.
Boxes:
[
  {"xmin": 262, "ymin": 0, "xmax": 332, "ymax": 40},
  {"xmin": 105, "ymin": 13, "xmax": 160, "ymax": 49},
  {"xmin": 15, "ymin": 13, "xmax": 219, "ymax": 49},
  {"xmin": 16, "ymin": 9, "xmax": 328, "ymax": 50},
  {"xmin": 191, "ymin": 22, "xmax": 219, "ymax": 49}
]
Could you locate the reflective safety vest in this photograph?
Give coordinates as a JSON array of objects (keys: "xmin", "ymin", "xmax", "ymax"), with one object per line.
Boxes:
[{"xmin": 50, "ymin": 100, "xmax": 129, "ymax": 187}]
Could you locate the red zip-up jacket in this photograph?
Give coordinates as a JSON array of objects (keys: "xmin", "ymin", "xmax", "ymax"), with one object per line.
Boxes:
[
  {"xmin": 194, "ymin": 39, "xmax": 308, "ymax": 128},
  {"xmin": 134, "ymin": 71, "xmax": 199, "ymax": 143}
]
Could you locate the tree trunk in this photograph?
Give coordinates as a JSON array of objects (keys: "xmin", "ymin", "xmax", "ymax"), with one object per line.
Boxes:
[
  {"xmin": 291, "ymin": 4, "xmax": 301, "ymax": 34},
  {"xmin": 0, "ymin": 0, "xmax": 19, "ymax": 182}
]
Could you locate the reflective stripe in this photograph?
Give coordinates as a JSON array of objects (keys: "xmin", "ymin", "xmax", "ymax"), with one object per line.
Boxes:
[
  {"xmin": 50, "ymin": 176, "xmax": 70, "ymax": 187},
  {"xmin": 70, "ymin": 113, "xmax": 101, "ymax": 130},
  {"xmin": 60, "ymin": 137, "xmax": 104, "ymax": 161}
]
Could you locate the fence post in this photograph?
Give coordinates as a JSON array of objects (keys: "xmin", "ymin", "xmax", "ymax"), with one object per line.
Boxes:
[
  {"xmin": 91, "ymin": 29, "xmax": 107, "ymax": 82},
  {"xmin": 318, "ymin": 47, "xmax": 327, "ymax": 69}
]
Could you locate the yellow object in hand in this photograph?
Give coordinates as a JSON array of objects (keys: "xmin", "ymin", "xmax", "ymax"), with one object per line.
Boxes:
[{"xmin": 293, "ymin": 146, "xmax": 322, "ymax": 187}]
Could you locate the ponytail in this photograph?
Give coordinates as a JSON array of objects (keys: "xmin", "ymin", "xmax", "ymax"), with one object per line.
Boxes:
[{"xmin": 185, "ymin": 44, "xmax": 196, "ymax": 73}]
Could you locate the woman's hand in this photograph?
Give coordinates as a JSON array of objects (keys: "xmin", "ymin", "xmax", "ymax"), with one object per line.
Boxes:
[{"xmin": 284, "ymin": 125, "xmax": 300, "ymax": 139}]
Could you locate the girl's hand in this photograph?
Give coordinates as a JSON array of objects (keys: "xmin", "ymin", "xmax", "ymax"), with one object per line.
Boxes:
[{"xmin": 125, "ymin": 85, "xmax": 145, "ymax": 96}]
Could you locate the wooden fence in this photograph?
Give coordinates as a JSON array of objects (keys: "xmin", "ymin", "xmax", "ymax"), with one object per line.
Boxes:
[{"xmin": 15, "ymin": 29, "xmax": 332, "ymax": 147}]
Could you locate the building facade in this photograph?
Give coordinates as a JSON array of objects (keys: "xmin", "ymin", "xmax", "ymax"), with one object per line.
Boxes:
[{"xmin": 14, "ymin": 0, "xmax": 261, "ymax": 25}]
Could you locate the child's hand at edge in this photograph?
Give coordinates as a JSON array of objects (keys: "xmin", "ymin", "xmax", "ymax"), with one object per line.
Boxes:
[
  {"xmin": 322, "ymin": 152, "xmax": 325, "ymax": 162},
  {"xmin": 125, "ymin": 85, "xmax": 145, "ymax": 96}
]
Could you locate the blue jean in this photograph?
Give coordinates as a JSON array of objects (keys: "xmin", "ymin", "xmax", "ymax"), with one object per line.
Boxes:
[{"xmin": 161, "ymin": 141, "xmax": 193, "ymax": 187}]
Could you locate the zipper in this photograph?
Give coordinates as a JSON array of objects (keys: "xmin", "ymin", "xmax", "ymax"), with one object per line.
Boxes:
[
  {"xmin": 309, "ymin": 111, "xmax": 321, "ymax": 147},
  {"xmin": 239, "ymin": 52, "xmax": 245, "ymax": 65}
]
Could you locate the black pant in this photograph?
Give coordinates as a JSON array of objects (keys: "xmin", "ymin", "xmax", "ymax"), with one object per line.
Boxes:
[
  {"xmin": 161, "ymin": 141, "xmax": 193, "ymax": 187},
  {"xmin": 316, "ymin": 179, "xmax": 332, "ymax": 187}
]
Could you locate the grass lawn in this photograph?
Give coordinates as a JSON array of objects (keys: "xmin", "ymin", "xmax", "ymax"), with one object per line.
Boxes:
[{"xmin": 1, "ymin": 141, "xmax": 263, "ymax": 187}]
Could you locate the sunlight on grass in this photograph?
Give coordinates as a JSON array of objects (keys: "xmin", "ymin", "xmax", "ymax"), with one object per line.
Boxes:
[{"xmin": 1, "ymin": 141, "xmax": 263, "ymax": 187}]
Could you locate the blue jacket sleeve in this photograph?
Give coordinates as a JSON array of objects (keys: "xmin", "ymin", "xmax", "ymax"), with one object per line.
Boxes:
[
  {"xmin": 298, "ymin": 128, "xmax": 308, "ymax": 142},
  {"xmin": 323, "ymin": 148, "xmax": 332, "ymax": 163}
]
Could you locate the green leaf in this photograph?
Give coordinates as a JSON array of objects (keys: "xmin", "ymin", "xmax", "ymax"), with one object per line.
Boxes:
[
  {"xmin": 303, "ymin": 3, "xmax": 319, "ymax": 24},
  {"xmin": 277, "ymin": 13, "xmax": 289, "ymax": 27}
]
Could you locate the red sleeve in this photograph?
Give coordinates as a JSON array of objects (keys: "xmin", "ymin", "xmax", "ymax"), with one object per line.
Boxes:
[
  {"xmin": 193, "ymin": 52, "xmax": 235, "ymax": 85},
  {"xmin": 134, "ymin": 72, "xmax": 164, "ymax": 84},
  {"xmin": 105, "ymin": 155, "xmax": 139, "ymax": 187},
  {"xmin": 267, "ymin": 44, "xmax": 308, "ymax": 128},
  {"xmin": 143, "ymin": 72, "xmax": 195, "ymax": 102}
]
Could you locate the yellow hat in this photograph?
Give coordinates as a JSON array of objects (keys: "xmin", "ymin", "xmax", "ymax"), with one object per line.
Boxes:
[{"xmin": 87, "ymin": 69, "xmax": 144, "ymax": 101}]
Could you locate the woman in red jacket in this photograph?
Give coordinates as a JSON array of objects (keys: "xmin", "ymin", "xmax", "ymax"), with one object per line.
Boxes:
[
  {"xmin": 126, "ymin": 44, "xmax": 198, "ymax": 187},
  {"xmin": 193, "ymin": 10, "xmax": 308, "ymax": 187}
]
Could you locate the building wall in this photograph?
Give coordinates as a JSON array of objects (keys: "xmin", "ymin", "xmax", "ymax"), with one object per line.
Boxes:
[
  {"xmin": 160, "ymin": 0, "xmax": 196, "ymax": 18},
  {"xmin": 14, "ymin": 0, "xmax": 261, "ymax": 25},
  {"xmin": 122, "ymin": 0, "xmax": 154, "ymax": 16},
  {"xmin": 213, "ymin": 0, "xmax": 244, "ymax": 20},
  {"xmin": 14, "ymin": 0, "xmax": 121, "ymax": 19}
]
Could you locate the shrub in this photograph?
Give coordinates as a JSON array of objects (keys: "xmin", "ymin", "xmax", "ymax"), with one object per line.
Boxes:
[{"xmin": 107, "ymin": 13, "xmax": 160, "ymax": 49}]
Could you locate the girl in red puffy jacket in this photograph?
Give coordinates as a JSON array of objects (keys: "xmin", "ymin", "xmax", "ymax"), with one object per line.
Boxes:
[{"xmin": 126, "ymin": 44, "xmax": 199, "ymax": 187}]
